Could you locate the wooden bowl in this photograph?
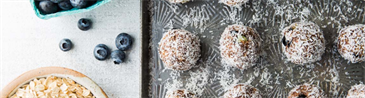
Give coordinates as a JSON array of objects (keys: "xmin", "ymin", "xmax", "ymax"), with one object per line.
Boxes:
[{"xmin": 1, "ymin": 67, "xmax": 108, "ymax": 98}]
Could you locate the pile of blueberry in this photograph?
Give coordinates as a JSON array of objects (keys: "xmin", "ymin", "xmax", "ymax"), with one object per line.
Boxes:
[
  {"xmin": 59, "ymin": 32, "xmax": 134, "ymax": 64},
  {"xmin": 37, "ymin": 0, "xmax": 97, "ymax": 14},
  {"xmin": 94, "ymin": 33, "xmax": 134, "ymax": 64}
]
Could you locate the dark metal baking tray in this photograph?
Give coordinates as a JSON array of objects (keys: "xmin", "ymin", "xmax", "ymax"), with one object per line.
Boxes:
[{"xmin": 145, "ymin": 0, "xmax": 365, "ymax": 97}]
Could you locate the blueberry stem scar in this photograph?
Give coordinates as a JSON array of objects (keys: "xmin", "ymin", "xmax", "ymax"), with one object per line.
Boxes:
[{"xmin": 62, "ymin": 43, "xmax": 68, "ymax": 48}]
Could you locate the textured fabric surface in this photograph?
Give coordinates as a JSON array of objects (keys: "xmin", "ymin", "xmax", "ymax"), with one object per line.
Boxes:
[{"xmin": 0, "ymin": 0, "xmax": 142, "ymax": 97}]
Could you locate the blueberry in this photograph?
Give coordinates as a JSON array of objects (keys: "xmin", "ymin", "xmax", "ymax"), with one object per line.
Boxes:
[
  {"xmin": 354, "ymin": 53, "xmax": 360, "ymax": 58},
  {"xmin": 288, "ymin": 27, "xmax": 294, "ymax": 31},
  {"xmin": 115, "ymin": 33, "xmax": 133, "ymax": 51},
  {"xmin": 230, "ymin": 30, "xmax": 238, "ymax": 34},
  {"xmin": 111, "ymin": 50, "xmax": 126, "ymax": 64},
  {"xmin": 50, "ymin": 0, "xmax": 64, "ymax": 3},
  {"xmin": 288, "ymin": 26, "xmax": 296, "ymax": 31},
  {"xmin": 58, "ymin": 0, "xmax": 73, "ymax": 10},
  {"xmin": 282, "ymin": 36, "xmax": 291, "ymax": 47},
  {"xmin": 298, "ymin": 94, "xmax": 306, "ymax": 98},
  {"xmin": 70, "ymin": 0, "xmax": 96, "ymax": 9},
  {"xmin": 94, "ymin": 44, "xmax": 110, "ymax": 61},
  {"xmin": 282, "ymin": 36, "xmax": 287, "ymax": 45},
  {"xmin": 38, "ymin": 1, "xmax": 58, "ymax": 14},
  {"xmin": 78, "ymin": 18, "xmax": 92, "ymax": 31},
  {"xmin": 59, "ymin": 39, "xmax": 73, "ymax": 52}
]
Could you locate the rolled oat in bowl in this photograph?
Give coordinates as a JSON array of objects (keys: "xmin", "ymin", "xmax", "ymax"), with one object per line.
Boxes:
[{"xmin": 9, "ymin": 76, "xmax": 95, "ymax": 98}]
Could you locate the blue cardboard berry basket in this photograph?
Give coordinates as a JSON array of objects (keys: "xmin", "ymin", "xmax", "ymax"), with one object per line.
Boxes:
[{"xmin": 31, "ymin": 0, "xmax": 111, "ymax": 20}]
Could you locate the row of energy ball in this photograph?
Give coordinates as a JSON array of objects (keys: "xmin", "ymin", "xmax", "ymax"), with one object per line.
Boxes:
[
  {"xmin": 283, "ymin": 22, "xmax": 365, "ymax": 64},
  {"xmin": 165, "ymin": 84, "xmax": 365, "ymax": 98},
  {"xmin": 159, "ymin": 22, "xmax": 365, "ymax": 71},
  {"xmin": 160, "ymin": 0, "xmax": 364, "ymax": 98},
  {"xmin": 158, "ymin": 23, "xmax": 365, "ymax": 97}
]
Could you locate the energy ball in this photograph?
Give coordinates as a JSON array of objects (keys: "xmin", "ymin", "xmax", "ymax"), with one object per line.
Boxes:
[
  {"xmin": 288, "ymin": 83, "xmax": 326, "ymax": 98},
  {"xmin": 281, "ymin": 22, "xmax": 326, "ymax": 65},
  {"xmin": 159, "ymin": 29, "xmax": 201, "ymax": 71},
  {"xmin": 220, "ymin": 0, "xmax": 249, "ymax": 7},
  {"xmin": 224, "ymin": 84, "xmax": 262, "ymax": 98},
  {"xmin": 347, "ymin": 84, "xmax": 365, "ymax": 98},
  {"xmin": 219, "ymin": 24, "xmax": 261, "ymax": 70},
  {"xmin": 166, "ymin": 0, "xmax": 189, "ymax": 4},
  {"xmin": 337, "ymin": 24, "xmax": 365, "ymax": 63},
  {"xmin": 165, "ymin": 89, "xmax": 197, "ymax": 98}
]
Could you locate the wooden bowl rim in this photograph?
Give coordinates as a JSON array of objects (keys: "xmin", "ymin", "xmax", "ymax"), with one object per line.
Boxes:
[{"xmin": 1, "ymin": 66, "xmax": 108, "ymax": 98}]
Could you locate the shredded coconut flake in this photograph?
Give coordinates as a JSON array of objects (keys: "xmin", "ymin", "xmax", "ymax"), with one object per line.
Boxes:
[
  {"xmin": 219, "ymin": 0, "xmax": 249, "ymax": 8},
  {"xmin": 287, "ymin": 83, "xmax": 326, "ymax": 98},
  {"xmin": 220, "ymin": 24, "xmax": 262, "ymax": 70},
  {"xmin": 167, "ymin": 0, "xmax": 190, "ymax": 4},
  {"xmin": 347, "ymin": 84, "xmax": 365, "ymax": 98},
  {"xmin": 337, "ymin": 24, "xmax": 365, "ymax": 63},
  {"xmin": 159, "ymin": 29, "xmax": 201, "ymax": 71},
  {"xmin": 282, "ymin": 22, "xmax": 326, "ymax": 65},
  {"xmin": 165, "ymin": 89, "xmax": 197, "ymax": 98},
  {"xmin": 223, "ymin": 84, "xmax": 262, "ymax": 98}
]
